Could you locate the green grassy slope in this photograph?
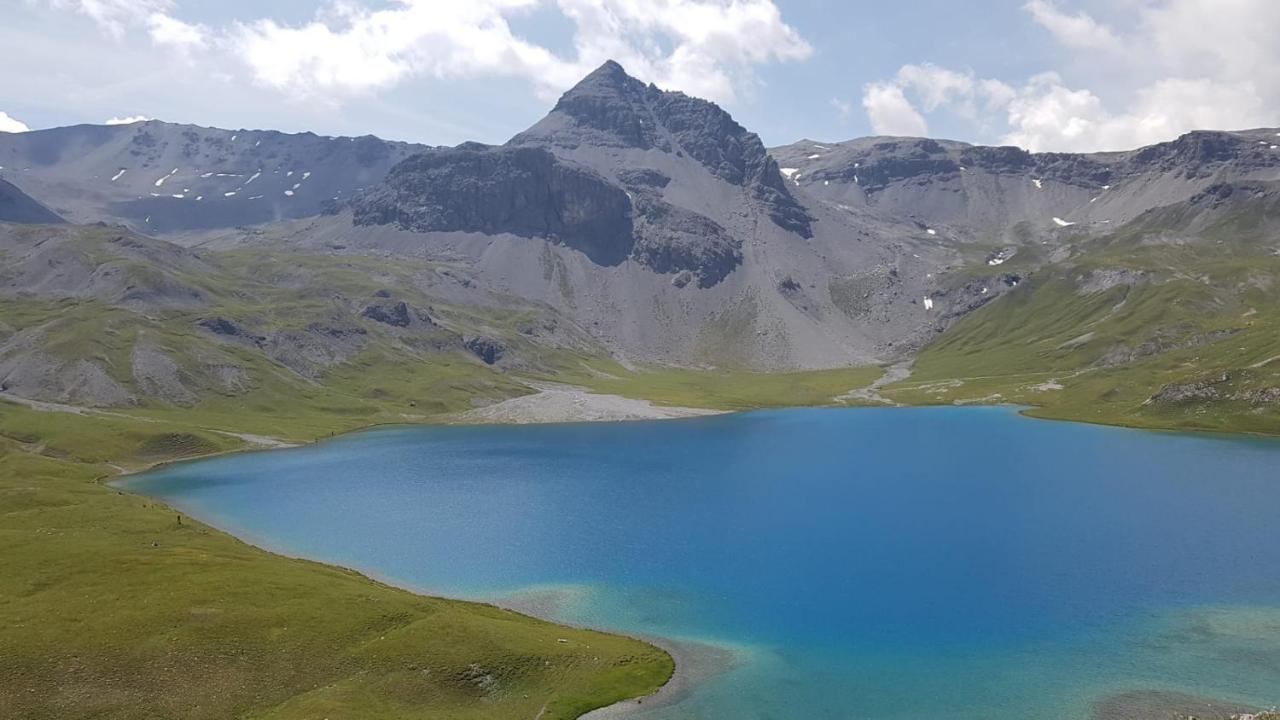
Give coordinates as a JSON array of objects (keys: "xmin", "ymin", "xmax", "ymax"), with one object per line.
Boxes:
[
  {"xmin": 0, "ymin": 402, "xmax": 672, "ymax": 720},
  {"xmin": 552, "ymin": 361, "xmax": 883, "ymax": 411},
  {"xmin": 884, "ymin": 196, "xmax": 1280, "ymax": 434}
]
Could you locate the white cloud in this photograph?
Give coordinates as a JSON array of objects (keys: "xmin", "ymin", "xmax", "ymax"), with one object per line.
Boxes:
[
  {"xmin": 0, "ymin": 111, "xmax": 31, "ymax": 133},
  {"xmin": 862, "ymin": 82, "xmax": 928, "ymax": 137},
  {"xmin": 146, "ymin": 12, "xmax": 206, "ymax": 49},
  {"xmin": 1003, "ymin": 75, "xmax": 1269, "ymax": 152},
  {"xmin": 47, "ymin": 0, "xmax": 173, "ymax": 39},
  {"xmin": 863, "ymin": 0, "xmax": 1280, "ymax": 152},
  {"xmin": 1024, "ymin": 0, "xmax": 1122, "ymax": 53},
  {"xmin": 46, "ymin": 0, "xmax": 808, "ymax": 108},
  {"xmin": 895, "ymin": 64, "xmax": 978, "ymax": 114},
  {"xmin": 554, "ymin": 0, "xmax": 811, "ymax": 103},
  {"xmin": 228, "ymin": 0, "xmax": 810, "ymax": 105},
  {"xmin": 104, "ymin": 115, "xmax": 151, "ymax": 125},
  {"xmin": 42, "ymin": 1, "xmax": 809, "ymax": 108}
]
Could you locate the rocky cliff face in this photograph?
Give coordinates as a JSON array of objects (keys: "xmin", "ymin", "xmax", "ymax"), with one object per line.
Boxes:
[
  {"xmin": 771, "ymin": 127, "xmax": 1280, "ymax": 243},
  {"xmin": 511, "ymin": 61, "xmax": 812, "ymax": 238},
  {"xmin": 348, "ymin": 63, "xmax": 797, "ymax": 286},
  {"xmin": 352, "ymin": 144, "xmax": 636, "ymax": 265},
  {"xmin": 630, "ymin": 194, "xmax": 741, "ymax": 288},
  {"xmin": 0, "ymin": 121, "xmax": 426, "ymax": 232}
]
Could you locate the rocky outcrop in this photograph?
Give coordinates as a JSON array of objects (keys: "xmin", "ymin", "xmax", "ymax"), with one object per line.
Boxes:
[
  {"xmin": 264, "ymin": 325, "xmax": 368, "ymax": 378},
  {"xmin": 1127, "ymin": 130, "xmax": 1263, "ymax": 177},
  {"xmin": 360, "ymin": 300, "xmax": 432, "ymax": 328},
  {"xmin": 131, "ymin": 344, "xmax": 197, "ymax": 406},
  {"xmin": 1145, "ymin": 372, "xmax": 1231, "ymax": 404},
  {"xmin": 511, "ymin": 61, "xmax": 812, "ymax": 238},
  {"xmin": 631, "ymin": 196, "xmax": 741, "ymax": 287},
  {"xmin": 197, "ymin": 317, "xmax": 265, "ymax": 346},
  {"xmin": 616, "ymin": 168, "xmax": 671, "ymax": 189},
  {"xmin": 1236, "ymin": 387, "xmax": 1280, "ymax": 405},
  {"xmin": 352, "ymin": 144, "xmax": 635, "ymax": 265},
  {"xmin": 463, "ymin": 336, "xmax": 506, "ymax": 365},
  {"xmin": 1096, "ymin": 329, "xmax": 1239, "ymax": 367}
]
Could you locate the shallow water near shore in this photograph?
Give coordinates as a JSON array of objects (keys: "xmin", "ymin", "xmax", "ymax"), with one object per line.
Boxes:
[{"xmin": 125, "ymin": 407, "xmax": 1280, "ymax": 719}]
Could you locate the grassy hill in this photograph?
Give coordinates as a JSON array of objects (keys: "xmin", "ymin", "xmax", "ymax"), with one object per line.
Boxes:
[{"xmin": 884, "ymin": 183, "xmax": 1280, "ymax": 435}]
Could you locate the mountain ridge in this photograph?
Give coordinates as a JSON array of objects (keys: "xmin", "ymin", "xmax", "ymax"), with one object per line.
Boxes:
[{"xmin": 0, "ymin": 60, "xmax": 1278, "ymax": 431}]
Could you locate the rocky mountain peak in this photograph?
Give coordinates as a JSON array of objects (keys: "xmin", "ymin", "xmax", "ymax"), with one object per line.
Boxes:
[
  {"xmin": 510, "ymin": 61, "xmax": 812, "ymax": 237},
  {"xmin": 511, "ymin": 60, "xmax": 664, "ymax": 151},
  {"xmin": 571, "ymin": 59, "xmax": 641, "ymax": 94}
]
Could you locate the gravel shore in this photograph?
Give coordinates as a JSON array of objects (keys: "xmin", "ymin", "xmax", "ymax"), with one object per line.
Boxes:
[{"xmin": 450, "ymin": 382, "xmax": 723, "ymax": 424}]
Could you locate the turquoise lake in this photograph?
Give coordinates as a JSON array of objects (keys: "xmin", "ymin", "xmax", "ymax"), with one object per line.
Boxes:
[{"xmin": 124, "ymin": 406, "xmax": 1280, "ymax": 719}]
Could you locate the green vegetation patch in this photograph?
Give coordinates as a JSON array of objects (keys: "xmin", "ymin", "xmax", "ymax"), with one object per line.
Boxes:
[
  {"xmin": 553, "ymin": 361, "xmax": 883, "ymax": 411},
  {"xmin": 0, "ymin": 402, "xmax": 671, "ymax": 720}
]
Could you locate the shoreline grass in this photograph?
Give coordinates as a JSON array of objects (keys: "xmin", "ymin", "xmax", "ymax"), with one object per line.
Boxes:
[
  {"xmin": 4, "ymin": 353, "xmax": 1277, "ymax": 720},
  {"xmin": 0, "ymin": 400, "xmax": 672, "ymax": 720}
]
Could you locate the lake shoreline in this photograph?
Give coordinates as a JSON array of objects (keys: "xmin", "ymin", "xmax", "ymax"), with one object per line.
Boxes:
[
  {"xmin": 109, "ymin": 387, "xmax": 731, "ymax": 719},
  {"xmin": 106, "ymin": 394, "xmax": 1280, "ymax": 720},
  {"xmin": 112, "ymin": 468, "xmax": 700, "ymax": 719}
]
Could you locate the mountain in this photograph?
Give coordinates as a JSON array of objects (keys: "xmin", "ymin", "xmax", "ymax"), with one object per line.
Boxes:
[
  {"xmin": 770, "ymin": 130, "xmax": 1280, "ymax": 243},
  {"xmin": 0, "ymin": 177, "xmax": 63, "ymax": 224},
  {"xmin": 0, "ymin": 61, "xmax": 1278, "ymax": 433},
  {"xmin": 0, "ymin": 121, "xmax": 426, "ymax": 232}
]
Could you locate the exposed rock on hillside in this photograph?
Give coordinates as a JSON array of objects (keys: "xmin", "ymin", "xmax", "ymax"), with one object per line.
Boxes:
[
  {"xmin": 352, "ymin": 145, "xmax": 635, "ymax": 265},
  {"xmin": 1146, "ymin": 373, "xmax": 1232, "ymax": 404},
  {"xmin": 0, "ymin": 121, "xmax": 426, "ymax": 231},
  {"xmin": 631, "ymin": 195, "xmax": 741, "ymax": 287},
  {"xmin": 197, "ymin": 317, "xmax": 265, "ymax": 346},
  {"xmin": 463, "ymin": 336, "xmax": 505, "ymax": 365},
  {"xmin": 511, "ymin": 60, "xmax": 812, "ymax": 238},
  {"xmin": 361, "ymin": 300, "xmax": 431, "ymax": 328}
]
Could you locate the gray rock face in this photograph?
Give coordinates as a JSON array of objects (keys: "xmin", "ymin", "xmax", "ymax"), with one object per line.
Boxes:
[
  {"xmin": 360, "ymin": 301, "xmax": 412, "ymax": 327},
  {"xmin": 0, "ymin": 178, "xmax": 64, "ymax": 224},
  {"xmin": 1146, "ymin": 372, "xmax": 1232, "ymax": 404},
  {"xmin": 265, "ymin": 324, "xmax": 368, "ymax": 378},
  {"xmin": 352, "ymin": 144, "xmax": 635, "ymax": 265},
  {"xmin": 360, "ymin": 300, "xmax": 434, "ymax": 328},
  {"xmin": 1237, "ymin": 387, "xmax": 1280, "ymax": 405},
  {"xmin": 0, "ymin": 121, "xmax": 427, "ymax": 232},
  {"xmin": 631, "ymin": 195, "xmax": 741, "ymax": 287},
  {"xmin": 772, "ymin": 126, "xmax": 1280, "ymax": 243},
  {"xmin": 197, "ymin": 317, "xmax": 265, "ymax": 345},
  {"xmin": 463, "ymin": 336, "xmax": 505, "ymax": 365},
  {"xmin": 511, "ymin": 60, "xmax": 811, "ymax": 237}
]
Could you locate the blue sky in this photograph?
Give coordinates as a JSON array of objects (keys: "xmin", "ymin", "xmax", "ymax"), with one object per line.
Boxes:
[{"xmin": 2, "ymin": 1, "xmax": 1276, "ymax": 152}]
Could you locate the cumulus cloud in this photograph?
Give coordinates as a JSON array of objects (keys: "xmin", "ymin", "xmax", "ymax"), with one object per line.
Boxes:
[
  {"xmin": 45, "ymin": 0, "xmax": 809, "ymax": 106},
  {"xmin": 104, "ymin": 115, "xmax": 151, "ymax": 125},
  {"xmin": 47, "ymin": 0, "xmax": 173, "ymax": 38},
  {"xmin": 1023, "ymin": 0, "xmax": 1122, "ymax": 53},
  {"xmin": 862, "ymin": 82, "xmax": 928, "ymax": 137},
  {"xmin": 859, "ymin": 64, "xmax": 1012, "ymax": 138},
  {"xmin": 0, "ymin": 111, "xmax": 31, "ymax": 133},
  {"xmin": 863, "ymin": 0, "xmax": 1280, "ymax": 152},
  {"xmin": 146, "ymin": 12, "xmax": 206, "ymax": 48},
  {"xmin": 1002, "ymin": 75, "xmax": 1269, "ymax": 152},
  {"xmin": 553, "ymin": 0, "xmax": 811, "ymax": 103}
]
